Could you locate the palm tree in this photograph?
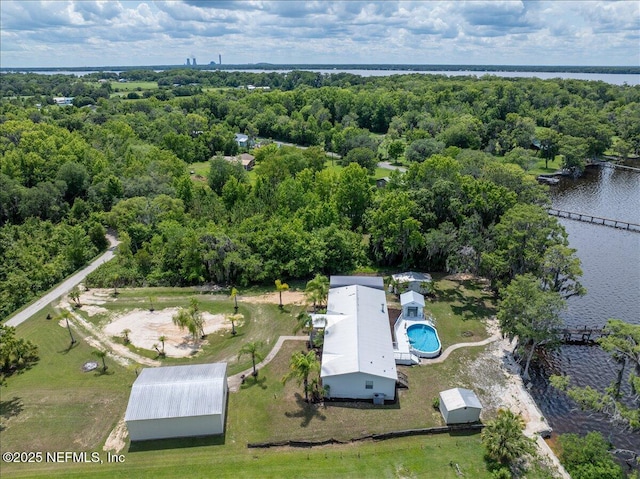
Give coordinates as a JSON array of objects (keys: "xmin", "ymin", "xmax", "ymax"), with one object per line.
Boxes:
[
  {"xmin": 238, "ymin": 341, "xmax": 264, "ymax": 377},
  {"xmin": 58, "ymin": 310, "xmax": 76, "ymax": 345},
  {"xmin": 293, "ymin": 312, "xmax": 312, "ymax": 334},
  {"xmin": 121, "ymin": 328, "xmax": 131, "ymax": 345},
  {"xmin": 172, "ymin": 299, "xmax": 205, "ymax": 341},
  {"xmin": 111, "ymin": 273, "xmax": 120, "ymax": 296},
  {"xmin": 230, "ymin": 287, "xmax": 239, "ymax": 313},
  {"xmin": 282, "ymin": 350, "xmax": 321, "ymax": 402},
  {"xmin": 92, "ymin": 349, "xmax": 108, "ymax": 372},
  {"xmin": 172, "ymin": 308, "xmax": 194, "ymax": 339},
  {"xmin": 275, "ymin": 279, "xmax": 289, "ymax": 308},
  {"xmin": 189, "ymin": 298, "xmax": 205, "ymax": 338},
  {"xmin": 158, "ymin": 335, "xmax": 166, "ymax": 356},
  {"xmin": 227, "ymin": 313, "xmax": 243, "ymax": 336},
  {"xmin": 481, "ymin": 409, "xmax": 534, "ymax": 466},
  {"xmin": 69, "ymin": 287, "xmax": 81, "ymax": 308},
  {"xmin": 304, "ymin": 274, "xmax": 329, "ymax": 312}
]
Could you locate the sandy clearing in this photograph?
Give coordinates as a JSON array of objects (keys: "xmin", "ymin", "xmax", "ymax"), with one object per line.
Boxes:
[
  {"xmin": 103, "ymin": 417, "xmax": 128, "ymax": 453},
  {"xmin": 81, "ymin": 304, "xmax": 109, "ymax": 316},
  {"xmin": 78, "ymin": 287, "xmax": 112, "ymax": 305},
  {"xmin": 244, "ymin": 291, "xmax": 306, "ymax": 305},
  {"xmin": 466, "ymin": 319, "xmax": 570, "ymax": 478},
  {"xmin": 103, "ymin": 308, "xmax": 233, "ymax": 358}
]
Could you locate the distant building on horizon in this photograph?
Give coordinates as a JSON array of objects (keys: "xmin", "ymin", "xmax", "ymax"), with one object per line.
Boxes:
[
  {"xmin": 192, "ymin": 57, "xmax": 197, "ymax": 66},
  {"xmin": 186, "ymin": 58, "xmax": 191, "ymax": 66}
]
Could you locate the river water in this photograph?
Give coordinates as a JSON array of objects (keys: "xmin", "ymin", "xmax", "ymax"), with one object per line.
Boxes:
[
  {"xmin": 8, "ymin": 69, "xmax": 639, "ymax": 86},
  {"xmin": 531, "ymin": 163, "xmax": 640, "ymax": 456}
]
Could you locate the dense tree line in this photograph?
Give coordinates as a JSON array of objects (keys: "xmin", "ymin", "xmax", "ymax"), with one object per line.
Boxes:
[{"xmin": 1, "ymin": 70, "xmax": 638, "ymax": 318}]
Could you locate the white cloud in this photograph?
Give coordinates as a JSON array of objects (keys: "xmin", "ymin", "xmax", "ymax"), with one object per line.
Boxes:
[{"xmin": 0, "ymin": 0, "xmax": 638, "ymax": 67}]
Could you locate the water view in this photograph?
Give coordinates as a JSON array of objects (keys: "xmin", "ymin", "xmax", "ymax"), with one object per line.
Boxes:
[{"xmin": 533, "ymin": 164, "xmax": 640, "ymax": 454}]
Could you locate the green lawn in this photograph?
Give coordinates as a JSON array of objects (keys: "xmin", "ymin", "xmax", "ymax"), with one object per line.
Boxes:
[
  {"xmin": 109, "ymin": 81, "xmax": 158, "ymax": 92},
  {"xmin": 189, "ymin": 161, "xmax": 210, "ymax": 177},
  {"xmin": 527, "ymin": 155, "xmax": 563, "ymax": 175},
  {"xmin": 1, "ymin": 279, "xmax": 508, "ymax": 478}
]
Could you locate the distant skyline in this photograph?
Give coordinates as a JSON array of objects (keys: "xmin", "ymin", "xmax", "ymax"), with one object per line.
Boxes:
[{"xmin": 1, "ymin": 1, "xmax": 639, "ymax": 69}]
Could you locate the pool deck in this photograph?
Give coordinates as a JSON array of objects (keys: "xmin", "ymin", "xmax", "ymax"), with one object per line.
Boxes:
[{"xmin": 393, "ymin": 316, "xmax": 439, "ymax": 363}]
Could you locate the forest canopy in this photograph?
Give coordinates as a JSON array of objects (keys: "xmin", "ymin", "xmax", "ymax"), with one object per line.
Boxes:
[{"xmin": 1, "ymin": 70, "xmax": 638, "ymax": 319}]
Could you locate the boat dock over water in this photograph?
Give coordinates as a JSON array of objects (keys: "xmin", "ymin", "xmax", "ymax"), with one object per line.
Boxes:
[{"xmin": 548, "ymin": 208, "xmax": 640, "ymax": 232}]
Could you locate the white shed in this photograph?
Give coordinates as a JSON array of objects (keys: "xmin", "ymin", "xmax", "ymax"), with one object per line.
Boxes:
[
  {"xmin": 321, "ymin": 284, "xmax": 397, "ymax": 401},
  {"xmin": 439, "ymin": 388, "xmax": 483, "ymax": 424},
  {"xmin": 391, "ymin": 272, "xmax": 432, "ymax": 294},
  {"xmin": 400, "ymin": 290, "xmax": 425, "ymax": 319},
  {"xmin": 125, "ymin": 363, "xmax": 228, "ymax": 441}
]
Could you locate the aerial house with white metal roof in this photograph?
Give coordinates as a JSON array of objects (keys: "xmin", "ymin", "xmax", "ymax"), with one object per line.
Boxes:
[
  {"xmin": 125, "ymin": 363, "xmax": 228, "ymax": 441},
  {"xmin": 320, "ymin": 282, "xmax": 397, "ymax": 402}
]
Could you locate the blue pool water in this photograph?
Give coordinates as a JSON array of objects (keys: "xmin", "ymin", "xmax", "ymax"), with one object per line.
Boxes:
[{"xmin": 407, "ymin": 324, "xmax": 441, "ymax": 356}]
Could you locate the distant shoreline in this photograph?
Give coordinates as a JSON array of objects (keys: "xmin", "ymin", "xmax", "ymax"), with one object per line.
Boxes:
[{"xmin": 2, "ymin": 64, "xmax": 639, "ymax": 75}]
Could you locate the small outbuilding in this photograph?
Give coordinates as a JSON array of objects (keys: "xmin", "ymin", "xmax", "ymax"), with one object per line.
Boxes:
[
  {"xmin": 439, "ymin": 387, "xmax": 483, "ymax": 424},
  {"xmin": 400, "ymin": 290, "xmax": 425, "ymax": 319},
  {"xmin": 125, "ymin": 363, "xmax": 228, "ymax": 441},
  {"xmin": 391, "ymin": 271, "xmax": 432, "ymax": 294}
]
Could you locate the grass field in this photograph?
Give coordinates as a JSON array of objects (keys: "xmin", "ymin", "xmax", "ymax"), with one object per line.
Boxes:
[
  {"xmin": 1, "ymin": 279, "xmax": 512, "ymax": 478},
  {"xmin": 109, "ymin": 81, "xmax": 158, "ymax": 92},
  {"xmin": 528, "ymin": 155, "xmax": 563, "ymax": 175}
]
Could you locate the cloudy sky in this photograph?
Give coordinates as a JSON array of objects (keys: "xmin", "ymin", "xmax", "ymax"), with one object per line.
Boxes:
[{"xmin": 1, "ymin": 1, "xmax": 639, "ymax": 68}]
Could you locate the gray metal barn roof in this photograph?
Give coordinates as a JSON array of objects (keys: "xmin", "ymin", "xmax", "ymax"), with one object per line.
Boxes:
[
  {"xmin": 330, "ymin": 275, "xmax": 384, "ymax": 290},
  {"xmin": 125, "ymin": 363, "xmax": 227, "ymax": 421}
]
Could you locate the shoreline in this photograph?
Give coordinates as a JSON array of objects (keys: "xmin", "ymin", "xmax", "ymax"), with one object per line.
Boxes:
[{"xmin": 472, "ymin": 319, "xmax": 571, "ymax": 478}]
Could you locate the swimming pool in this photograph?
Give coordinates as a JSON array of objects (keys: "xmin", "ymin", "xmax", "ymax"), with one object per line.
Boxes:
[{"xmin": 407, "ymin": 323, "xmax": 442, "ymax": 358}]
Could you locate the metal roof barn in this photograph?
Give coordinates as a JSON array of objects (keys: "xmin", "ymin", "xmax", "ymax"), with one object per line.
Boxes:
[
  {"xmin": 125, "ymin": 363, "xmax": 228, "ymax": 441},
  {"xmin": 329, "ymin": 275, "xmax": 384, "ymax": 290}
]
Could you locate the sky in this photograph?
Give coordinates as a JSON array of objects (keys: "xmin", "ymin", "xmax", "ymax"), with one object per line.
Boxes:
[{"xmin": 1, "ymin": 1, "xmax": 639, "ymax": 68}]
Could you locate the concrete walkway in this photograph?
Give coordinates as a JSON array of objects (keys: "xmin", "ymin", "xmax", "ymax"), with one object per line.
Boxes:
[
  {"xmin": 228, "ymin": 335, "xmax": 308, "ymax": 392},
  {"xmin": 227, "ymin": 332, "xmax": 503, "ymax": 392},
  {"xmin": 5, "ymin": 234, "xmax": 119, "ymax": 327},
  {"xmin": 419, "ymin": 332, "xmax": 501, "ymax": 365}
]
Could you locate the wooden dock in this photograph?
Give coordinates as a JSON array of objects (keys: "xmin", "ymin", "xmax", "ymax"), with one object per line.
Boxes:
[
  {"xmin": 589, "ymin": 160, "xmax": 640, "ymax": 173},
  {"xmin": 555, "ymin": 327, "xmax": 608, "ymax": 345},
  {"xmin": 548, "ymin": 208, "xmax": 640, "ymax": 232}
]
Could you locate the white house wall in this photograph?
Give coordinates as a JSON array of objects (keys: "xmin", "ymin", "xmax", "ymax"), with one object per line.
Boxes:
[
  {"xmin": 324, "ymin": 372, "xmax": 396, "ymax": 400},
  {"xmin": 127, "ymin": 414, "xmax": 223, "ymax": 441}
]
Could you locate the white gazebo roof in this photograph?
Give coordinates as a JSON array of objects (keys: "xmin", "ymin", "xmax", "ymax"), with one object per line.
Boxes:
[{"xmin": 400, "ymin": 290, "xmax": 425, "ymax": 306}]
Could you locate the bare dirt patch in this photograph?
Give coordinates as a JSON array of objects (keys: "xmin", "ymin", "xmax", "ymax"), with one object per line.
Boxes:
[
  {"xmin": 466, "ymin": 321, "xmax": 570, "ymax": 478},
  {"xmin": 103, "ymin": 417, "xmax": 128, "ymax": 453},
  {"xmin": 81, "ymin": 304, "xmax": 109, "ymax": 316},
  {"xmin": 467, "ymin": 325, "xmax": 549, "ymax": 436},
  {"xmin": 103, "ymin": 308, "xmax": 232, "ymax": 358},
  {"xmin": 245, "ymin": 290, "xmax": 306, "ymax": 305}
]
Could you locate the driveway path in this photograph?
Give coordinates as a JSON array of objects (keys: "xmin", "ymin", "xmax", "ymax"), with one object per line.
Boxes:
[
  {"xmin": 377, "ymin": 161, "xmax": 407, "ymax": 172},
  {"xmin": 5, "ymin": 234, "xmax": 119, "ymax": 327},
  {"xmin": 228, "ymin": 335, "xmax": 308, "ymax": 392}
]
